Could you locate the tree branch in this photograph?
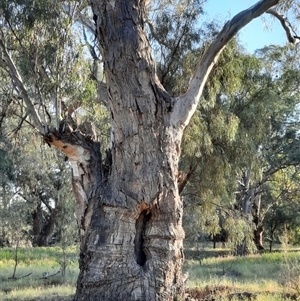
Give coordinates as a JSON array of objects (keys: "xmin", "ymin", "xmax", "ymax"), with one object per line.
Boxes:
[
  {"xmin": 0, "ymin": 31, "xmax": 46, "ymax": 134},
  {"xmin": 266, "ymin": 9, "xmax": 300, "ymax": 44},
  {"xmin": 38, "ymin": 270, "xmax": 60, "ymax": 279},
  {"xmin": 171, "ymin": 0, "xmax": 279, "ymax": 128},
  {"xmin": 8, "ymin": 272, "xmax": 32, "ymax": 280}
]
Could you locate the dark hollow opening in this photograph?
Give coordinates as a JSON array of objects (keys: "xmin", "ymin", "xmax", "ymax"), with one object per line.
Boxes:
[{"xmin": 134, "ymin": 210, "xmax": 151, "ymax": 266}]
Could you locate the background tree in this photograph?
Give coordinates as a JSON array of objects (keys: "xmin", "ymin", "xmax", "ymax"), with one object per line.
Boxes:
[
  {"xmin": 0, "ymin": 122, "xmax": 78, "ymax": 247},
  {"xmin": 263, "ymin": 167, "xmax": 300, "ymax": 252},
  {"xmin": 180, "ymin": 41, "xmax": 300, "ymax": 253}
]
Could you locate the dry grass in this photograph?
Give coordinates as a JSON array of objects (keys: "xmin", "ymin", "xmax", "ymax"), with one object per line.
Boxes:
[
  {"xmin": 0, "ymin": 247, "xmax": 77, "ymax": 301},
  {"xmin": 184, "ymin": 250, "xmax": 300, "ymax": 300}
]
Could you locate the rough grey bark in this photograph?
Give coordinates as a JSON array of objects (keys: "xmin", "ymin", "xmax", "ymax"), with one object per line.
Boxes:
[
  {"xmin": 69, "ymin": 0, "xmax": 281, "ymax": 300},
  {"xmin": 70, "ymin": 1, "xmax": 185, "ymax": 299}
]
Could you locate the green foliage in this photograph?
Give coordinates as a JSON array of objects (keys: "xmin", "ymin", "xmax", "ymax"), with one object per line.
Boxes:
[
  {"xmin": 179, "ymin": 40, "xmax": 300, "ymax": 253},
  {"xmin": 149, "ymin": 0, "xmax": 204, "ymax": 95},
  {"xmin": 224, "ymin": 216, "xmax": 256, "ymax": 255},
  {"xmin": 0, "ymin": 138, "xmax": 14, "ymax": 184},
  {"xmin": 0, "ymin": 0, "xmax": 100, "ymax": 131},
  {"xmin": 0, "ymin": 122, "xmax": 77, "ymax": 247},
  {"xmin": 263, "ymin": 169, "xmax": 300, "ymax": 249}
]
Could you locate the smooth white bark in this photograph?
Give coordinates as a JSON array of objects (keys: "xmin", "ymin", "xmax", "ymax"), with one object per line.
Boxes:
[{"xmin": 267, "ymin": 9, "xmax": 300, "ymax": 44}]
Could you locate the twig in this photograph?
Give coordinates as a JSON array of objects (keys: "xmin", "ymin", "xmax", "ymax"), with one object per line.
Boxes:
[
  {"xmin": 8, "ymin": 272, "xmax": 32, "ymax": 280},
  {"xmin": 38, "ymin": 270, "xmax": 61, "ymax": 279}
]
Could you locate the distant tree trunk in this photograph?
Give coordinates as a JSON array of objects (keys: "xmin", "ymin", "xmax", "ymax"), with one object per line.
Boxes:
[
  {"xmin": 235, "ymin": 171, "xmax": 265, "ymax": 254},
  {"xmin": 234, "ymin": 171, "xmax": 253, "ymax": 255},
  {"xmin": 32, "ymin": 202, "xmax": 57, "ymax": 247},
  {"xmin": 268, "ymin": 220, "xmax": 277, "ymax": 252},
  {"xmin": 213, "ymin": 236, "xmax": 216, "ymax": 249},
  {"xmin": 254, "ymin": 225, "xmax": 264, "ymax": 250},
  {"xmin": 252, "ymin": 196, "xmax": 264, "ymax": 250},
  {"xmin": 212, "ymin": 229, "xmax": 228, "ymax": 249}
]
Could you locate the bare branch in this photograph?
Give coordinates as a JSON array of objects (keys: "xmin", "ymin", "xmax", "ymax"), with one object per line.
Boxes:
[
  {"xmin": 0, "ymin": 31, "xmax": 46, "ymax": 134},
  {"xmin": 38, "ymin": 270, "xmax": 60, "ymax": 279},
  {"xmin": 8, "ymin": 272, "xmax": 32, "ymax": 280},
  {"xmin": 171, "ymin": 0, "xmax": 279, "ymax": 128},
  {"xmin": 266, "ymin": 9, "xmax": 300, "ymax": 44}
]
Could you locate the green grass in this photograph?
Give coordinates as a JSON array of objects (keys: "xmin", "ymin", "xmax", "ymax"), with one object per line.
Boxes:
[
  {"xmin": 184, "ymin": 251, "xmax": 300, "ymax": 300},
  {"xmin": 0, "ymin": 246, "xmax": 78, "ymax": 262},
  {"xmin": 1, "ymin": 246, "xmax": 300, "ymax": 300},
  {"xmin": 0, "ymin": 285, "xmax": 75, "ymax": 301},
  {"xmin": 0, "ymin": 246, "xmax": 78, "ymax": 301}
]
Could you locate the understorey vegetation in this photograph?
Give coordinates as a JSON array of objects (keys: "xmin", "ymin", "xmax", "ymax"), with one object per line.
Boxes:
[{"xmin": 1, "ymin": 245, "xmax": 300, "ymax": 301}]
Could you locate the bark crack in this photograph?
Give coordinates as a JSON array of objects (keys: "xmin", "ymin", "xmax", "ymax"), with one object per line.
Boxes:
[{"xmin": 134, "ymin": 210, "xmax": 151, "ymax": 266}]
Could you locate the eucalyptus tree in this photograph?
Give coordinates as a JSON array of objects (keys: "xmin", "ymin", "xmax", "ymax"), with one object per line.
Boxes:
[
  {"xmin": 0, "ymin": 0, "xmax": 299, "ymax": 300},
  {"xmin": 13, "ymin": 138, "xmax": 75, "ymax": 247},
  {"xmin": 0, "ymin": 116, "xmax": 76, "ymax": 247},
  {"xmin": 230, "ymin": 44, "xmax": 300, "ymax": 252},
  {"xmin": 181, "ymin": 43, "xmax": 300, "ymax": 253},
  {"xmin": 263, "ymin": 168, "xmax": 300, "ymax": 252}
]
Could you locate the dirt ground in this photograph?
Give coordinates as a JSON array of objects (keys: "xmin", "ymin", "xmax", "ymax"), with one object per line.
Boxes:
[{"xmin": 185, "ymin": 286, "xmax": 299, "ymax": 301}]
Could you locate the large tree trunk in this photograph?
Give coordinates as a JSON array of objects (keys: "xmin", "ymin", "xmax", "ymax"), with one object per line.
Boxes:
[
  {"xmin": 44, "ymin": 0, "xmax": 280, "ymax": 299},
  {"xmin": 68, "ymin": 2, "xmax": 185, "ymax": 300},
  {"xmin": 48, "ymin": 127, "xmax": 184, "ymax": 300},
  {"xmin": 47, "ymin": 27, "xmax": 184, "ymax": 301}
]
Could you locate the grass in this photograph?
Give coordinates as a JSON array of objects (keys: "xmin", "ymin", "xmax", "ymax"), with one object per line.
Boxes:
[
  {"xmin": 1, "ymin": 245, "xmax": 300, "ymax": 300},
  {"xmin": 0, "ymin": 246, "xmax": 78, "ymax": 301},
  {"xmin": 0, "ymin": 285, "xmax": 75, "ymax": 301},
  {"xmin": 184, "ymin": 249, "xmax": 300, "ymax": 300}
]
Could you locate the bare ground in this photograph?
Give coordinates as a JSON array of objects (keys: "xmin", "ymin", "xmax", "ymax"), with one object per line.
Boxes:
[{"xmin": 185, "ymin": 286, "xmax": 299, "ymax": 301}]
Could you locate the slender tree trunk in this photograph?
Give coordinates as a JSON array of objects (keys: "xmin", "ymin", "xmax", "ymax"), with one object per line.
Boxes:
[
  {"xmin": 32, "ymin": 204, "xmax": 48, "ymax": 246},
  {"xmin": 252, "ymin": 195, "xmax": 264, "ymax": 250},
  {"xmin": 254, "ymin": 225, "xmax": 264, "ymax": 250}
]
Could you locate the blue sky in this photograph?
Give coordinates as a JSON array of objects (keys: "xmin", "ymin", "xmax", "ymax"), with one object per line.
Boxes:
[{"xmin": 203, "ymin": 0, "xmax": 288, "ymax": 53}]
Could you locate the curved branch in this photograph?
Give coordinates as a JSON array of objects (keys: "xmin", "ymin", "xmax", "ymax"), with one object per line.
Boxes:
[
  {"xmin": 266, "ymin": 9, "xmax": 300, "ymax": 44},
  {"xmin": 171, "ymin": 0, "xmax": 279, "ymax": 128}
]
